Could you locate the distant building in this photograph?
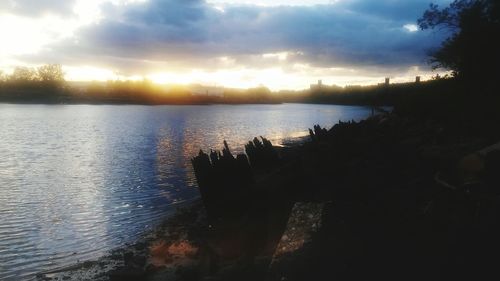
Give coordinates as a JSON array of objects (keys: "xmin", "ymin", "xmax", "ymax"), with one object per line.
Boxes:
[
  {"xmin": 415, "ymin": 76, "xmax": 421, "ymax": 83},
  {"xmin": 189, "ymin": 84, "xmax": 224, "ymax": 97},
  {"xmin": 310, "ymin": 80, "xmax": 323, "ymax": 91},
  {"xmin": 385, "ymin": 77, "xmax": 390, "ymax": 85}
]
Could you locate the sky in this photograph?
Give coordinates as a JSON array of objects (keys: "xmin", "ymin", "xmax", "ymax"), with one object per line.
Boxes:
[{"xmin": 0, "ymin": 0, "xmax": 452, "ymax": 90}]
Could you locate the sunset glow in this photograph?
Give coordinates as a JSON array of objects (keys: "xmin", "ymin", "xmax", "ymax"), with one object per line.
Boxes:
[{"xmin": 0, "ymin": 0, "xmax": 451, "ymax": 89}]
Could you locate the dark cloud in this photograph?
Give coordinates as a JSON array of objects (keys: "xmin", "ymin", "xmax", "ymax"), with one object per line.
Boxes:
[
  {"xmin": 338, "ymin": 0, "xmax": 453, "ymax": 21},
  {"xmin": 124, "ymin": 0, "xmax": 208, "ymax": 26},
  {"xmin": 26, "ymin": 0, "xmax": 449, "ymax": 74}
]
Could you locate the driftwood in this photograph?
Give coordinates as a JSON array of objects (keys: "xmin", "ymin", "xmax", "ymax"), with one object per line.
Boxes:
[
  {"xmin": 309, "ymin": 124, "xmax": 328, "ymax": 142},
  {"xmin": 245, "ymin": 137, "xmax": 279, "ymax": 170},
  {"xmin": 191, "ymin": 137, "xmax": 282, "ymax": 221},
  {"xmin": 191, "ymin": 137, "xmax": 294, "ymax": 276},
  {"xmin": 191, "ymin": 140, "xmax": 253, "ymax": 220}
]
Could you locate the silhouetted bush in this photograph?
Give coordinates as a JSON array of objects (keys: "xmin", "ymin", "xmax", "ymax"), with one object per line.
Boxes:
[{"xmin": 418, "ymin": 0, "xmax": 500, "ymax": 83}]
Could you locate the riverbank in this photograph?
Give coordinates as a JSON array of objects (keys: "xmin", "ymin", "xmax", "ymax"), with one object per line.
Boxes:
[
  {"xmin": 196, "ymin": 111, "xmax": 500, "ymax": 280},
  {"xmin": 37, "ymin": 106, "xmax": 500, "ymax": 281},
  {"xmin": 33, "ymin": 136, "xmax": 320, "ymax": 281},
  {"xmin": 187, "ymin": 108, "xmax": 500, "ymax": 280},
  {"xmin": 35, "ymin": 201, "xmax": 205, "ymax": 281}
]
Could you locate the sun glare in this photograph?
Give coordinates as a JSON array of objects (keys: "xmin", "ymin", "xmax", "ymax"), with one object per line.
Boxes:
[
  {"xmin": 0, "ymin": 15, "xmax": 52, "ymax": 55},
  {"xmin": 60, "ymin": 64, "xmax": 439, "ymax": 91},
  {"xmin": 146, "ymin": 68, "xmax": 299, "ymax": 89},
  {"xmin": 0, "ymin": 0, "xmax": 148, "ymax": 59},
  {"xmin": 64, "ymin": 66, "xmax": 119, "ymax": 81}
]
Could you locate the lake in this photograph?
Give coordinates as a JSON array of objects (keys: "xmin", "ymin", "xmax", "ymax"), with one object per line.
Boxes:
[{"xmin": 0, "ymin": 103, "xmax": 372, "ymax": 280}]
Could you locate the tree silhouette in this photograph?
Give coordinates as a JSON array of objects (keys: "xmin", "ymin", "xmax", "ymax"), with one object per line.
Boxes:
[
  {"xmin": 6, "ymin": 64, "xmax": 65, "ymax": 88},
  {"xmin": 418, "ymin": 0, "xmax": 500, "ymax": 81},
  {"xmin": 9, "ymin": 67, "xmax": 38, "ymax": 82},
  {"xmin": 37, "ymin": 64, "xmax": 65, "ymax": 84}
]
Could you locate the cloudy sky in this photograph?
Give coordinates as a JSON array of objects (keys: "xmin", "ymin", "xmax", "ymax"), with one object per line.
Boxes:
[{"xmin": 0, "ymin": 0, "xmax": 451, "ymax": 90}]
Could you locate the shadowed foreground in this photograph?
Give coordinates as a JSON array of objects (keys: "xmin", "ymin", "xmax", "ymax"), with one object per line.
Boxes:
[
  {"xmin": 187, "ymin": 111, "xmax": 500, "ymax": 281},
  {"xmin": 37, "ymin": 106, "xmax": 500, "ymax": 281}
]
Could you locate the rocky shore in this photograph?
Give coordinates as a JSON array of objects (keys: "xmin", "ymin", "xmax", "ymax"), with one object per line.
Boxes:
[
  {"xmin": 189, "ymin": 111, "xmax": 500, "ymax": 281},
  {"xmin": 37, "ymin": 110, "xmax": 500, "ymax": 281}
]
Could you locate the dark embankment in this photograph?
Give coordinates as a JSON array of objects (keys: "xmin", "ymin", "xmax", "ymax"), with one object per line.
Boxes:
[{"xmin": 186, "ymin": 83, "xmax": 500, "ymax": 281}]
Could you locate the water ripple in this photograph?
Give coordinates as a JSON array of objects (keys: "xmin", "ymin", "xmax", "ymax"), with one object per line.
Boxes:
[{"xmin": 0, "ymin": 104, "xmax": 371, "ymax": 280}]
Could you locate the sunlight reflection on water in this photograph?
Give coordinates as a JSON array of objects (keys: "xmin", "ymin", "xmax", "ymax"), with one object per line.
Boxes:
[{"xmin": 0, "ymin": 103, "xmax": 372, "ymax": 280}]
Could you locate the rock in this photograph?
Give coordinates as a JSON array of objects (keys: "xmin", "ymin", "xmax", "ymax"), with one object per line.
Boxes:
[
  {"xmin": 145, "ymin": 264, "xmax": 166, "ymax": 273},
  {"xmin": 135, "ymin": 242, "xmax": 147, "ymax": 251},
  {"xmin": 132, "ymin": 255, "xmax": 147, "ymax": 267},
  {"xmin": 110, "ymin": 252, "xmax": 122, "ymax": 260},
  {"xmin": 458, "ymin": 153, "xmax": 484, "ymax": 183},
  {"xmin": 108, "ymin": 267, "xmax": 147, "ymax": 281},
  {"xmin": 176, "ymin": 265, "xmax": 200, "ymax": 281},
  {"xmin": 82, "ymin": 261, "xmax": 94, "ymax": 268},
  {"xmin": 123, "ymin": 251, "xmax": 135, "ymax": 265}
]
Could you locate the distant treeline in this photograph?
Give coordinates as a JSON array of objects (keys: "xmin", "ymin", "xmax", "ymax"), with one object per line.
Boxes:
[
  {"xmin": 293, "ymin": 77, "xmax": 499, "ymax": 121},
  {"xmin": 1, "ymin": 64, "xmax": 498, "ymax": 115},
  {"xmin": 81, "ymin": 82, "xmax": 282, "ymax": 104},
  {"xmin": 0, "ymin": 66, "xmax": 281, "ymax": 104},
  {"xmin": 284, "ymin": 79, "xmax": 454, "ymax": 106},
  {"xmin": 0, "ymin": 68, "xmax": 486, "ymax": 108},
  {"xmin": 0, "ymin": 64, "xmax": 67, "ymax": 103}
]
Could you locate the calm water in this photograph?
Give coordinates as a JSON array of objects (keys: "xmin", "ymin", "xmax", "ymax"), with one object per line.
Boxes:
[{"xmin": 0, "ymin": 103, "xmax": 372, "ymax": 280}]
